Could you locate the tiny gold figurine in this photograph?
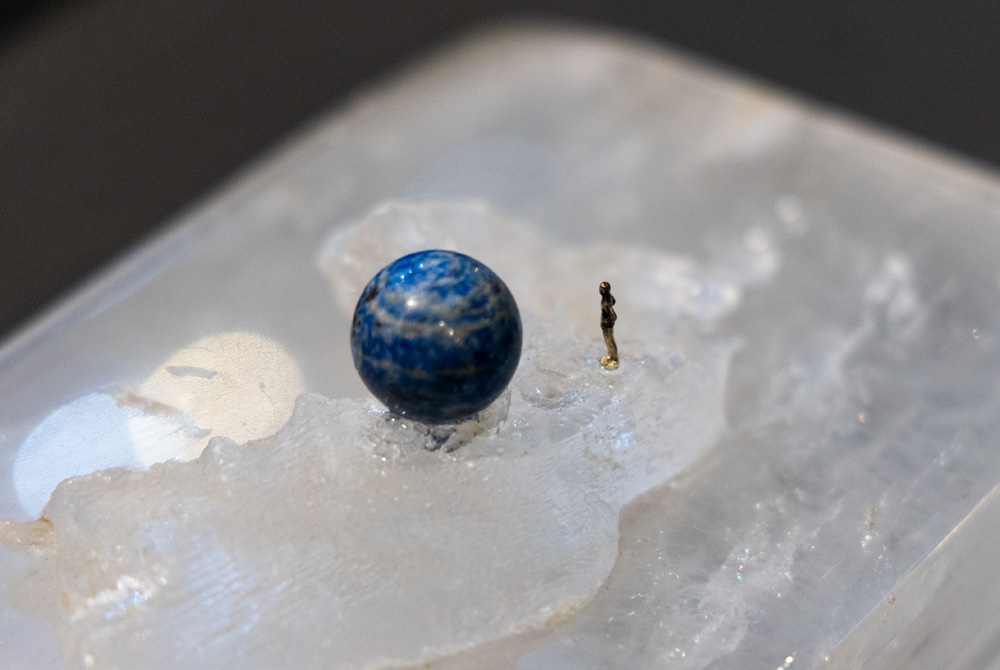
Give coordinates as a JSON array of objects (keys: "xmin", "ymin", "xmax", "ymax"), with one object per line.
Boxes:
[{"xmin": 599, "ymin": 281, "xmax": 619, "ymax": 370}]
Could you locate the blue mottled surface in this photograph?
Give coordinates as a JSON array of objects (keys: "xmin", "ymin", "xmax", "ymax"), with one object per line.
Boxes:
[{"xmin": 351, "ymin": 250, "xmax": 522, "ymax": 424}]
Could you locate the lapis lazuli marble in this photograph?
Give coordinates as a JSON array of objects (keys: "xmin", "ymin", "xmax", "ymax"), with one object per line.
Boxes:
[{"xmin": 351, "ymin": 250, "xmax": 522, "ymax": 424}]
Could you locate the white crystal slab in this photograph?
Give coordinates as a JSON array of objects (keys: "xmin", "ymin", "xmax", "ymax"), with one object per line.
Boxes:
[{"xmin": 3, "ymin": 24, "xmax": 1000, "ymax": 670}]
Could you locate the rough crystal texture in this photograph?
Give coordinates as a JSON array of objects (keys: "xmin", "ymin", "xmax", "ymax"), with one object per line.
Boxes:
[{"xmin": 0, "ymin": 204, "xmax": 750, "ymax": 669}]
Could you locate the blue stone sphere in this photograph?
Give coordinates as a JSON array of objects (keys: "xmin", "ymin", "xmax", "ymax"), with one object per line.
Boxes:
[{"xmin": 350, "ymin": 250, "xmax": 522, "ymax": 424}]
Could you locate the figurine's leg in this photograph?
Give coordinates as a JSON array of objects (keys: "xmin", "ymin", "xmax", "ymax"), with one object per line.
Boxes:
[{"xmin": 601, "ymin": 329, "xmax": 619, "ymax": 370}]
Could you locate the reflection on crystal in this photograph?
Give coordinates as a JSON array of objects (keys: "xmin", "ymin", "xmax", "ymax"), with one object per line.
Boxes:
[
  {"xmin": 70, "ymin": 575, "xmax": 157, "ymax": 624},
  {"xmin": 12, "ymin": 392, "xmax": 179, "ymax": 518},
  {"xmin": 11, "ymin": 333, "xmax": 303, "ymax": 517},
  {"xmin": 134, "ymin": 331, "xmax": 304, "ymax": 462}
]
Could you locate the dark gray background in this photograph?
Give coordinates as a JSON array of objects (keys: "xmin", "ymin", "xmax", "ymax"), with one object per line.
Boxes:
[{"xmin": 1, "ymin": 0, "xmax": 997, "ymax": 339}]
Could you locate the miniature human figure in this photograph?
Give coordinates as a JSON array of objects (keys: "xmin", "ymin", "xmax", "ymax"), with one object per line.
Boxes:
[{"xmin": 599, "ymin": 281, "xmax": 619, "ymax": 370}]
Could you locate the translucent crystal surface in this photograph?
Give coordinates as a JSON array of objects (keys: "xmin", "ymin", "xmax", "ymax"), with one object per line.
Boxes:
[
  {"xmin": 3, "ymin": 24, "xmax": 1000, "ymax": 670},
  {"xmin": 2, "ymin": 208, "xmax": 738, "ymax": 669}
]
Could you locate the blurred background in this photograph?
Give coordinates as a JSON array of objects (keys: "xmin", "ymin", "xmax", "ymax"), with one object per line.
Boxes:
[{"xmin": 1, "ymin": 0, "xmax": 997, "ymax": 340}]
